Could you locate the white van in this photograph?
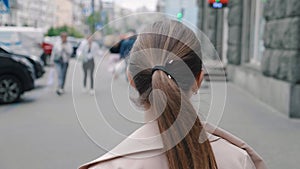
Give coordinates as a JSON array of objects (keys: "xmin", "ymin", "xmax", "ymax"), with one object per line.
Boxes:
[{"xmin": 0, "ymin": 27, "xmax": 44, "ymax": 57}]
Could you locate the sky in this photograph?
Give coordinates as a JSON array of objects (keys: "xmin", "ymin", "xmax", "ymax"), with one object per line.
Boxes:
[{"xmin": 103, "ymin": 0, "xmax": 158, "ymax": 11}]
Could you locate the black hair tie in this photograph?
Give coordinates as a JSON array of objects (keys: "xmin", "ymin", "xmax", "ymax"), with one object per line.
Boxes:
[{"xmin": 152, "ymin": 65, "xmax": 173, "ymax": 80}]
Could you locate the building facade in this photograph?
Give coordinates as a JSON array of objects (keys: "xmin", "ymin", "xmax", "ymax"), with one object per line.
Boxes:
[
  {"xmin": 54, "ymin": 0, "xmax": 73, "ymax": 27},
  {"xmin": 157, "ymin": 0, "xmax": 199, "ymax": 32},
  {"xmin": 0, "ymin": 0, "xmax": 56, "ymax": 30},
  {"xmin": 0, "ymin": 0, "xmax": 88, "ymax": 32},
  {"xmin": 197, "ymin": 0, "xmax": 300, "ymax": 117}
]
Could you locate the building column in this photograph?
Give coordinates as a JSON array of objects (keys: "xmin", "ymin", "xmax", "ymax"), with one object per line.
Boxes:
[
  {"xmin": 262, "ymin": 0, "xmax": 300, "ymax": 117},
  {"xmin": 240, "ymin": 0, "xmax": 251, "ymax": 63},
  {"xmin": 197, "ymin": 0, "xmax": 226, "ymax": 60},
  {"xmin": 226, "ymin": 0, "xmax": 243, "ymax": 65}
]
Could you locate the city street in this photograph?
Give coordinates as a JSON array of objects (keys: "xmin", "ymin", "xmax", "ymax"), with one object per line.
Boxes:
[
  {"xmin": 1, "ymin": 0, "xmax": 300, "ymax": 168},
  {"xmin": 0, "ymin": 56, "xmax": 299, "ymax": 169}
]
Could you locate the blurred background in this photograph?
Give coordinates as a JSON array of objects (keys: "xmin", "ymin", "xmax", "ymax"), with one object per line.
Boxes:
[{"xmin": 0, "ymin": 0, "xmax": 299, "ymax": 169}]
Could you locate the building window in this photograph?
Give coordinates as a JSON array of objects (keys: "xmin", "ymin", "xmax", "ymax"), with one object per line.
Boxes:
[{"xmin": 249, "ymin": 0, "xmax": 265, "ymax": 66}]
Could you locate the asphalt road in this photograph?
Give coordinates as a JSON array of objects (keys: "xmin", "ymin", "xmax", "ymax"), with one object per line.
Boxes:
[{"xmin": 0, "ymin": 56, "xmax": 299, "ymax": 169}]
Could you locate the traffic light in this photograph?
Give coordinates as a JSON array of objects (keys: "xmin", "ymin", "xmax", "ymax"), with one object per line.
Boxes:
[
  {"xmin": 177, "ymin": 8, "xmax": 184, "ymax": 21},
  {"xmin": 177, "ymin": 12, "xmax": 183, "ymax": 21}
]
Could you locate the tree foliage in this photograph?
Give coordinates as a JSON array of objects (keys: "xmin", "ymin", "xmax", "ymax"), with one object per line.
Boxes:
[
  {"xmin": 46, "ymin": 25, "xmax": 84, "ymax": 38},
  {"xmin": 87, "ymin": 11, "xmax": 102, "ymax": 33}
]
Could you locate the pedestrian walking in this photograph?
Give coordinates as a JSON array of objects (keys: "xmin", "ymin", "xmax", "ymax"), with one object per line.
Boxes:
[
  {"xmin": 119, "ymin": 30, "xmax": 136, "ymax": 60},
  {"xmin": 113, "ymin": 30, "xmax": 137, "ymax": 79},
  {"xmin": 79, "ymin": 20, "xmax": 267, "ymax": 169},
  {"xmin": 77, "ymin": 36, "xmax": 100, "ymax": 95},
  {"xmin": 51, "ymin": 32, "xmax": 73, "ymax": 95}
]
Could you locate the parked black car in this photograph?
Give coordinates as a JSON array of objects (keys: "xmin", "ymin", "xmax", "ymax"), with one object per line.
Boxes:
[
  {"xmin": 0, "ymin": 54, "xmax": 35, "ymax": 103},
  {"xmin": 0, "ymin": 46, "xmax": 45, "ymax": 79}
]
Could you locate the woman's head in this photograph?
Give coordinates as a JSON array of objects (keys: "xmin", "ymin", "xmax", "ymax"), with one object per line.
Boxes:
[
  {"xmin": 128, "ymin": 19, "xmax": 217, "ymax": 169},
  {"xmin": 128, "ymin": 19, "xmax": 203, "ymax": 104},
  {"xmin": 60, "ymin": 32, "xmax": 68, "ymax": 43}
]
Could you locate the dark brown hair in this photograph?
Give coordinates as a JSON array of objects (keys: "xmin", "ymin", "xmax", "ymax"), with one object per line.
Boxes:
[{"xmin": 128, "ymin": 19, "xmax": 217, "ymax": 169}]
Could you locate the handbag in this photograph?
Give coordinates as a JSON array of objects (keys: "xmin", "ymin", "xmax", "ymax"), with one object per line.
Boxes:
[{"xmin": 53, "ymin": 54, "xmax": 63, "ymax": 63}]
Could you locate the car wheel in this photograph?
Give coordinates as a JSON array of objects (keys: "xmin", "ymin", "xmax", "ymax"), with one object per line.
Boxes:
[{"xmin": 0, "ymin": 75, "xmax": 22, "ymax": 104}]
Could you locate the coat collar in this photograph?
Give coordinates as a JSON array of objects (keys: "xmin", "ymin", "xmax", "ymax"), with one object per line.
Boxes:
[
  {"xmin": 79, "ymin": 121, "xmax": 220, "ymax": 169},
  {"xmin": 79, "ymin": 121, "xmax": 267, "ymax": 169}
]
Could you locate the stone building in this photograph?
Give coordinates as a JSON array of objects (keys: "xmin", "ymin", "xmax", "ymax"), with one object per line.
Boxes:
[
  {"xmin": 197, "ymin": 0, "xmax": 300, "ymax": 117},
  {"xmin": 0, "ymin": 0, "xmax": 56, "ymax": 29},
  {"xmin": 53, "ymin": 0, "xmax": 73, "ymax": 27},
  {"xmin": 0, "ymin": 0, "xmax": 88, "ymax": 32}
]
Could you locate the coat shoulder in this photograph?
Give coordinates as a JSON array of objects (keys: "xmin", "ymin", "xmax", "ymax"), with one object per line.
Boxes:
[{"xmin": 211, "ymin": 138, "xmax": 256, "ymax": 169}]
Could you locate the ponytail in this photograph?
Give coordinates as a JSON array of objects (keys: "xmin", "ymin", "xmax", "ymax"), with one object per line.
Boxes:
[
  {"xmin": 129, "ymin": 19, "xmax": 218, "ymax": 169},
  {"xmin": 151, "ymin": 70, "xmax": 217, "ymax": 169}
]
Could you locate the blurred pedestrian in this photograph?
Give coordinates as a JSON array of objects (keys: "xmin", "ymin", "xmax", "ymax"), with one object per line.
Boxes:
[
  {"xmin": 79, "ymin": 20, "xmax": 267, "ymax": 169},
  {"xmin": 51, "ymin": 32, "xmax": 73, "ymax": 95},
  {"xmin": 119, "ymin": 30, "xmax": 136, "ymax": 60},
  {"xmin": 107, "ymin": 33, "xmax": 125, "ymax": 73},
  {"xmin": 113, "ymin": 30, "xmax": 137, "ymax": 79},
  {"xmin": 77, "ymin": 36, "xmax": 100, "ymax": 95}
]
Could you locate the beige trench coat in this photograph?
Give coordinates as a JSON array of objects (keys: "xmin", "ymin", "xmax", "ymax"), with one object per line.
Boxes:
[{"xmin": 79, "ymin": 121, "xmax": 267, "ymax": 169}]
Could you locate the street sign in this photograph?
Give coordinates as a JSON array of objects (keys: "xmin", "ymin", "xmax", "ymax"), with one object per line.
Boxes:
[
  {"xmin": 101, "ymin": 11, "xmax": 106, "ymax": 23},
  {"xmin": 82, "ymin": 7, "xmax": 92, "ymax": 16},
  {"xmin": 208, "ymin": 0, "xmax": 228, "ymax": 9},
  {"xmin": 95, "ymin": 22, "xmax": 103, "ymax": 30},
  {"xmin": 0, "ymin": 0, "xmax": 10, "ymax": 14}
]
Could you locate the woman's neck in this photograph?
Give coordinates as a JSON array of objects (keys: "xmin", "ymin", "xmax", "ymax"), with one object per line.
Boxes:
[{"xmin": 144, "ymin": 107, "xmax": 157, "ymax": 123}]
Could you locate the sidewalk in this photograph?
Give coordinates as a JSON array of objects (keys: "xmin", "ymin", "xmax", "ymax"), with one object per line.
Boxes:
[{"xmin": 218, "ymin": 82, "xmax": 300, "ymax": 169}]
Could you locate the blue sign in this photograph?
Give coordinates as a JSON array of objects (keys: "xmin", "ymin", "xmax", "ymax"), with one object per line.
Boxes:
[
  {"xmin": 0, "ymin": 0, "xmax": 10, "ymax": 14},
  {"xmin": 95, "ymin": 22, "xmax": 103, "ymax": 30},
  {"xmin": 82, "ymin": 7, "xmax": 92, "ymax": 16},
  {"xmin": 0, "ymin": 41, "xmax": 22, "ymax": 46},
  {"xmin": 101, "ymin": 11, "xmax": 106, "ymax": 22},
  {"xmin": 208, "ymin": 0, "xmax": 228, "ymax": 9},
  {"xmin": 212, "ymin": 2, "xmax": 223, "ymax": 8}
]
